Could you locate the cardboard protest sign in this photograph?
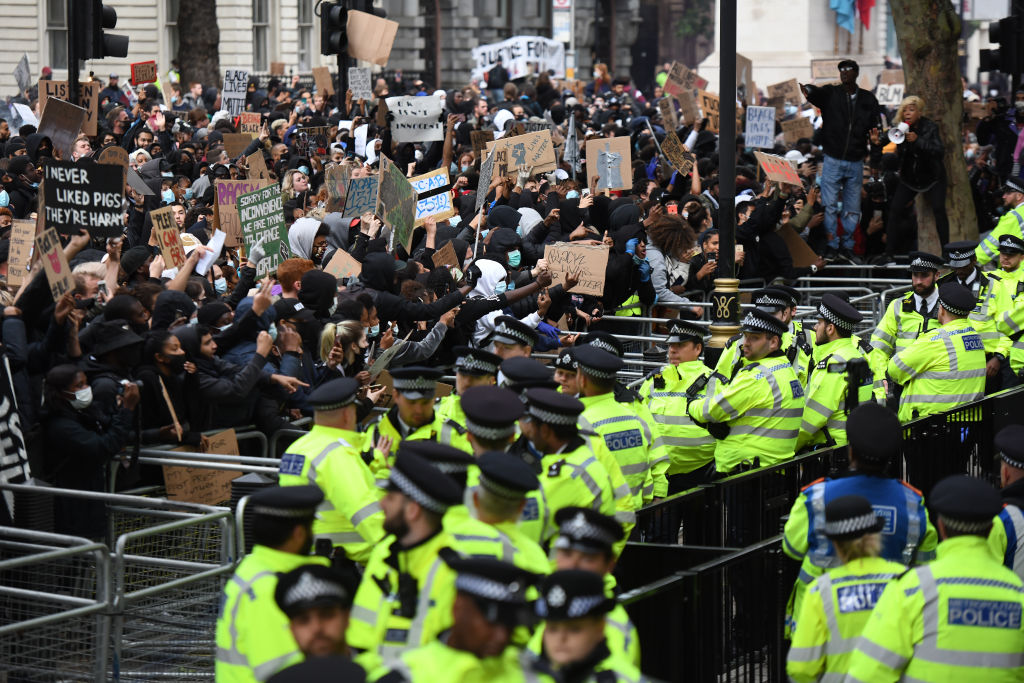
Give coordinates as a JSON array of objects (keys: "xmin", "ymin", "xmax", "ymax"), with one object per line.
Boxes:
[
  {"xmin": 409, "ymin": 168, "xmax": 456, "ymax": 226},
  {"xmin": 664, "ymin": 61, "xmax": 698, "ymax": 97},
  {"xmin": 766, "ymin": 96, "xmax": 786, "ymax": 120},
  {"xmin": 754, "ymin": 150, "xmax": 802, "ymax": 186},
  {"xmin": 876, "ymin": 83, "xmax": 905, "ymax": 107},
  {"xmin": 658, "ymin": 98, "xmax": 678, "ymax": 131},
  {"xmin": 163, "ymin": 429, "xmax": 241, "ymax": 506},
  {"xmin": 43, "ymin": 159, "xmax": 124, "ymax": 238},
  {"xmin": 476, "ymin": 146, "xmax": 497, "ymax": 213},
  {"xmin": 778, "ymin": 224, "xmax": 820, "ymax": 268},
  {"xmin": 270, "ymin": 62, "xmax": 285, "ymax": 76},
  {"xmin": 8, "ymin": 219, "xmax": 35, "ymax": 288},
  {"xmin": 377, "ymin": 156, "xmax": 418, "ymax": 253},
  {"xmin": 346, "ymin": 10, "xmax": 399, "ymax": 65},
  {"xmin": 326, "ymin": 164, "xmax": 350, "ymax": 212},
  {"xmin": 811, "ymin": 59, "xmax": 843, "ymax": 81},
  {"xmin": 214, "ymin": 178, "xmax": 272, "ymax": 247},
  {"xmin": 97, "ymin": 145, "xmax": 128, "ymax": 168},
  {"xmin": 245, "ymin": 150, "xmax": 271, "ymax": 182},
  {"xmin": 767, "ymin": 79, "xmax": 801, "ymax": 104},
  {"xmin": 34, "ymin": 228, "xmax": 73, "ymax": 301},
  {"xmin": 344, "ymin": 176, "xmax": 379, "ymax": 216},
  {"xmin": 543, "ymin": 242, "xmax": 609, "ymax": 296},
  {"xmin": 677, "ymin": 90, "xmax": 700, "ymax": 125},
  {"xmin": 237, "ymin": 184, "xmax": 291, "ymax": 278},
  {"xmin": 880, "ymin": 69, "xmax": 905, "ymax": 85},
  {"xmin": 239, "ymin": 112, "xmax": 262, "ymax": 135},
  {"xmin": 40, "ymin": 80, "xmax": 99, "ymax": 136},
  {"xmin": 661, "ymin": 131, "xmax": 695, "ymax": 176},
  {"xmin": 349, "ymin": 67, "xmax": 373, "ymax": 100},
  {"xmin": 13, "ymin": 53, "xmax": 30, "ymax": 93},
  {"xmin": 431, "ymin": 241, "xmax": 459, "ymax": 270},
  {"xmin": 386, "ymin": 96, "xmax": 445, "ymax": 143},
  {"xmin": 736, "ymin": 53, "xmax": 755, "ymax": 102},
  {"xmin": 37, "ymin": 98, "xmax": 87, "ymax": 161},
  {"xmin": 312, "ymin": 66, "xmax": 335, "ymax": 96},
  {"xmin": 324, "ymin": 249, "xmax": 363, "ymax": 280},
  {"xmin": 698, "ymin": 91, "xmax": 721, "ymax": 133},
  {"xmin": 781, "ymin": 117, "xmax": 814, "ymax": 144},
  {"xmin": 471, "ymin": 35, "xmax": 566, "ymax": 80},
  {"xmin": 471, "ymin": 130, "xmax": 493, "ymax": 156},
  {"xmin": 744, "ymin": 106, "xmax": 776, "ymax": 148},
  {"xmin": 222, "ymin": 69, "xmax": 249, "ymax": 116},
  {"xmin": 586, "ymin": 137, "xmax": 632, "ymax": 191},
  {"xmin": 296, "ymin": 126, "xmax": 332, "ymax": 157},
  {"xmin": 485, "ymin": 129, "xmax": 557, "ymax": 178},
  {"xmin": 150, "ymin": 205, "xmax": 187, "ymax": 270},
  {"xmin": 221, "ymin": 133, "xmax": 251, "ymax": 159},
  {"xmin": 130, "ymin": 61, "xmax": 158, "ymax": 85}
]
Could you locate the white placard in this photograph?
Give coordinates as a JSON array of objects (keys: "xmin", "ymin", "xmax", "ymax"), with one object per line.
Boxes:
[
  {"xmin": 385, "ymin": 95, "xmax": 445, "ymax": 143},
  {"xmin": 349, "ymin": 67, "xmax": 373, "ymax": 100},
  {"xmin": 471, "ymin": 35, "xmax": 566, "ymax": 81},
  {"xmin": 875, "ymin": 83, "xmax": 905, "ymax": 107},
  {"xmin": 744, "ymin": 106, "xmax": 776, "ymax": 149},
  {"xmin": 222, "ymin": 69, "xmax": 249, "ymax": 116}
]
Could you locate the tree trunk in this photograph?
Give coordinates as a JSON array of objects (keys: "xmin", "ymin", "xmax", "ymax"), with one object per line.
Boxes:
[
  {"xmin": 889, "ymin": 0, "xmax": 976, "ymax": 242},
  {"xmin": 177, "ymin": 0, "xmax": 221, "ymax": 88}
]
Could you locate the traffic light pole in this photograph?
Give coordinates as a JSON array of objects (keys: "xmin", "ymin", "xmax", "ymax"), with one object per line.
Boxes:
[{"xmin": 66, "ymin": 0, "xmax": 80, "ymax": 107}]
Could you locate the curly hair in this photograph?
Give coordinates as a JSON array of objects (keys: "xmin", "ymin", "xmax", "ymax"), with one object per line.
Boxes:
[{"xmin": 646, "ymin": 214, "xmax": 696, "ymax": 261}]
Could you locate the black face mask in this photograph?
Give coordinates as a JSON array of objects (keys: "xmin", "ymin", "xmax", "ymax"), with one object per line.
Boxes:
[{"xmin": 165, "ymin": 353, "xmax": 187, "ymax": 373}]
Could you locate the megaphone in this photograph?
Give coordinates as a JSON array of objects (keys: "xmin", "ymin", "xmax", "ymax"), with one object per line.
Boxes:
[{"xmin": 888, "ymin": 122, "xmax": 910, "ymax": 144}]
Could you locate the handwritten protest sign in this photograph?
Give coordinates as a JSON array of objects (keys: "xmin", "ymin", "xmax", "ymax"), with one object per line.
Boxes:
[
  {"xmin": 344, "ymin": 176, "xmax": 379, "ymax": 216},
  {"xmin": 326, "ymin": 164, "xmax": 350, "ymax": 212},
  {"xmin": 37, "ymin": 98, "xmax": 87, "ymax": 160},
  {"xmin": 485, "ymin": 129, "xmax": 557, "ymax": 178},
  {"xmin": 40, "ymin": 80, "xmax": 99, "ymax": 136},
  {"xmin": 586, "ymin": 137, "xmax": 632, "ymax": 191},
  {"xmin": 98, "ymin": 145, "xmax": 128, "ymax": 168},
  {"xmin": 150, "ymin": 205, "xmax": 186, "ymax": 269},
  {"xmin": 386, "ymin": 96, "xmax": 445, "ymax": 143},
  {"xmin": 349, "ymin": 67, "xmax": 373, "ymax": 100},
  {"xmin": 781, "ymin": 117, "xmax": 814, "ymax": 144},
  {"xmin": 377, "ymin": 156, "xmax": 418, "ymax": 253},
  {"xmin": 543, "ymin": 242, "xmax": 609, "ymax": 296},
  {"xmin": 239, "ymin": 112, "xmax": 262, "ymax": 135},
  {"xmin": 766, "ymin": 95, "xmax": 786, "ymax": 119},
  {"xmin": 658, "ymin": 98, "xmax": 678, "ymax": 131},
  {"xmin": 698, "ymin": 91, "xmax": 720, "ymax": 133},
  {"xmin": 43, "ymin": 160, "xmax": 124, "ymax": 237},
  {"xmin": 130, "ymin": 61, "xmax": 158, "ymax": 85},
  {"xmin": 677, "ymin": 90, "xmax": 699, "ymax": 125},
  {"xmin": 8, "ymin": 219, "xmax": 35, "ymax": 288},
  {"xmin": 661, "ymin": 131, "xmax": 695, "ymax": 176},
  {"xmin": 471, "ymin": 130, "xmax": 493, "ymax": 156},
  {"xmin": 664, "ymin": 61, "xmax": 698, "ymax": 97},
  {"xmin": 215, "ymin": 178, "xmax": 272, "ymax": 247},
  {"xmin": 312, "ymin": 66, "xmax": 334, "ymax": 96},
  {"xmin": 736, "ymin": 53, "xmax": 755, "ymax": 101},
  {"xmin": 237, "ymin": 185, "xmax": 291, "ymax": 278},
  {"xmin": 409, "ymin": 168, "xmax": 456, "ymax": 226},
  {"xmin": 875, "ymin": 83, "xmax": 905, "ymax": 107},
  {"xmin": 296, "ymin": 126, "xmax": 332, "ymax": 157},
  {"xmin": 35, "ymin": 228, "xmax": 73, "ymax": 301},
  {"xmin": 811, "ymin": 59, "xmax": 843, "ymax": 81},
  {"xmin": 163, "ymin": 429, "xmax": 241, "ymax": 506},
  {"xmin": 222, "ymin": 69, "xmax": 249, "ymax": 116},
  {"xmin": 245, "ymin": 150, "xmax": 270, "ymax": 181},
  {"xmin": 880, "ymin": 69, "xmax": 905, "ymax": 85},
  {"xmin": 471, "ymin": 35, "xmax": 566, "ymax": 80},
  {"xmin": 270, "ymin": 61, "xmax": 285, "ymax": 75},
  {"xmin": 324, "ymin": 249, "xmax": 363, "ymax": 280},
  {"xmin": 744, "ymin": 106, "xmax": 775, "ymax": 148},
  {"xmin": 346, "ymin": 10, "xmax": 399, "ymax": 65},
  {"xmin": 476, "ymin": 148, "xmax": 496, "ymax": 213},
  {"xmin": 222, "ymin": 133, "xmax": 252, "ymax": 159},
  {"xmin": 431, "ymin": 241, "xmax": 459, "ymax": 270},
  {"xmin": 767, "ymin": 79, "xmax": 801, "ymax": 104},
  {"xmin": 754, "ymin": 150, "xmax": 802, "ymax": 186}
]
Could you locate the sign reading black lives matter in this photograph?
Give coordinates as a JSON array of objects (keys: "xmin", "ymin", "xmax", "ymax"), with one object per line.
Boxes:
[
  {"xmin": 44, "ymin": 160, "xmax": 124, "ymax": 237},
  {"xmin": 222, "ymin": 69, "xmax": 249, "ymax": 116}
]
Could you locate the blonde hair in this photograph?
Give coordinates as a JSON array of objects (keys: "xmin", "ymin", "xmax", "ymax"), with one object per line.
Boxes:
[
  {"xmin": 895, "ymin": 96, "xmax": 925, "ymax": 123},
  {"xmin": 834, "ymin": 532, "xmax": 882, "ymax": 563},
  {"xmin": 318, "ymin": 320, "xmax": 364, "ymax": 365},
  {"xmin": 281, "ymin": 169, "xmax": 309, "ymax": 199}
]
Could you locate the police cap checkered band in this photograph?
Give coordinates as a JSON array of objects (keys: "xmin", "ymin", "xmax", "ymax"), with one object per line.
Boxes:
[
  {"xmin": 388, "ymin": 468, "xmax": 451, "ymax": 514},
  {"xmin": 574, "ymin": 361, "xmax": 618, "ymax": 380},
  {"xmin": 996, "ymin": 426, "xmax": 1024, "ymax": 470},
  {"xmin": 392, "ymin": 376, "xmax": 438, "ymax": 393},
  {"xmin": 740, "ymin": 310, "xmax": 786, "ymax": 337},
  {"xmin": 536, "ymin": 592, "xmax": 609, "ymax": 619},
  {"xmin": 818, "ymin": 301, "xmax": 858, "ymax": 331},
  {"xmin": 938, "ymin": 282, "xmax": 975, "ymax": 317},
  {"xmin": 909, "ymin": 252, "xmax": 942, "ymax": 271},
  {"xmin": 586, "ymin": 338, "xmax": 622, "ymax": 357},
  {"xmin": 998, "ymin": 234, "xmax": 1024, "ymax": 253},
  {"xmin": 823, "ymin": 511, "xmax": 883, "ymax": 538},
  {"xmin": 666, "ymin": 320, "xmax": 705, "ymax": 343},
  {"xmin": 465, "ymin": 416, "xmax": 517, "ymax": 441},
  {"xmin": 944, "ymin": 241, "xmax": 977, "ymax": 267},
  {"xmin": 754, "ymin": 293, "xmax": 788, "ymax": 311},
  {"xmin": 526, "ymin": 403, "xmax": 579, "ymax": 425},
  {"xmin": 557, "ymin": 511, "xmax": 618, "ymax": 549},
  {"xmin": 1001, "ymin": 451, "xmax": 1024, "ymax": 470},
  {"xmin": 938, "ymin": 296, "xmax": 971, "ymax": 317},
  {"xmin": 493, "ymin": 320, "xmax": 535, "ymax": 347},
  {"xmin": 1005, "ymin": 176, "xmax": 1024, "ymax": 194},
  {"xmin": 250, "ymin": 503, "xmax": 318, "ymax": 518},
  {"xmin": 282, "ymin": 571, "xmax": 348, "ymax": 611},
  {"xmin": 479, "ymin": 473, "xmax": 529, "ymax": 500},
  {"xmin": 455, "ymin": 573, "xmax": 527, "ymax": 603},
  {"xmin": 939, "ymin": 514, "xmax": 994, "ymax": 534},
  {"xmin": 456, "ymin": 351, "xmax": 499, "ymax": 376}
]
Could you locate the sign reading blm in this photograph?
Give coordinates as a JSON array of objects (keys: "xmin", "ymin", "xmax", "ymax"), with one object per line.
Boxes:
[{"xmin": 44, "ymin": 159, "xmax": 124, "ymax": 237}]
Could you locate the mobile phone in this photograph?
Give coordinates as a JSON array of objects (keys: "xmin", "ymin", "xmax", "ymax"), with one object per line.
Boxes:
[
  {"xmin": 581, "ymin": 188, "xmax": 591, "ymax": 197},
  {"xmin": 666, "ymin": 204, "xmax": 678, "ymax": 215}
]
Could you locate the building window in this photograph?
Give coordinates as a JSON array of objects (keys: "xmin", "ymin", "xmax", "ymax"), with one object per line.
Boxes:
[
  {"xmin": 167, "ymin": 0, "xmax": 180, "ymax": 67},
  {"xmin": 253, "ymin": 0, "xmax": 270, "ymax": 72},
  {"xmin": 298, "ymin": 0, "xmax": 314, "ymax": 71},
  {"xmin": 47, "ymin": 0, "xmax": 68, "ymax": 71}
]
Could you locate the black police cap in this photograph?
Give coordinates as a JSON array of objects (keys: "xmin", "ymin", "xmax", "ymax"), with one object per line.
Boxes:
[
  {"xmin": 1004, "ymin": 176, "xmax": 1024, "ymax": 195},
  {"xmin": 996, "ymin": 425, "xmax": 1024, "ymax": 470},
  {"xmin": 937, "ymin": 282, "xmax": 976, "ymax": 317},
  {"xmin": 461, "ymin": 386, "xmax": 524, "ymax": 440},
  {"xmin": 390, "ymin": 366, "xmax": 442, "ymax": 399},
  {"xmin": 444, "ymin": 555, "xmax": 536, "ymax": 605},
  {"xmin": 944, "ymin": 240, "xmax": 978, "ymax": 267},
  {"xmin": 398, "ymin": 440, "xmax": 474, "ymax": 477},
  {"xmin": 535, "ymin": 570, "xmax": 615, "ymax": 621},
  {"xmin": 740, "ymin": 308, "xmax": 787, "ymax": 338},
  {"xmin": 929, "ymin": 475, "xmax": 1003, "ymax": 533},
  {"xmin": 477, "ymin": 451, "xmax": 539, "ymax": 499},
  {"xmin": 666, "ymin": 318, "xmax": 706, "ymax": 344},
  {"xmin": 274, "ymin": 564, "xmax": 352, "ymax": 617},
  {"xmin": 490, "ymin": 316, "xmax": 538, "ymax": 348},
  {"xmin": 752, "ymin": 287, "xmax": 790, "ymax": 312},
  {"xmin": 817, "ymin": 293, "xmax": 862, "ymax": 331},
  {"xmin": 847, "ymin": 402, "xmax": 901, "ymax": 463},
  {"xmin": 523, "ymin": 387, "xmax": 583, "ymax": 425},
  {"xmin": 307, "ymin": 377, "xmax": 360, "ymax": 411},
  {"xmin": 908, "ymin": 251, "xmax": 943, "ymax": 272},
  {"xmin": 554, "ymin": 506, "xmax": 624, "ymax": 554},
  {"xmin": 452, "ymin": 345, "xmax": 502, "ymax": 377},
  {"xmin": 998, "ymin": 234, "xmax": 1024, "ymax": 254},
  {"xmin": 823, "ymin": 495, "xmax": 885, "ymax": 540},
  {"xmin": 576, "ymin": 331, "xmax": 624, "ymax": 358},
  {"xmin": 553, "ymin": 348, "xmax": 577, "ymax": 371},
  {"xmin": 384, "ymin": 451, "xmax": 463, "ymax": 514},
  {"xmin": 249, "ymin": 485, "xmax": 323, "ymax": 519},
  {"xmin": 775, "ymin": 285, "xmax": 801, "ymax": 308},
  {"xmin": 499, "ymin": 357, "xmax": 557, "ymax": 393},
  {"xmin": 571, "ymin": 345, "xmax": 624, "ymax": 380},
  {"xmin": 266, "ymin": 656, "xmax": 366, "ymax": 683}
]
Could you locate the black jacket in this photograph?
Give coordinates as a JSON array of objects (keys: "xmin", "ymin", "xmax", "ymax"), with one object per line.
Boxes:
[
  {"xmin": 894, "ymin": 117, "xmax": 945, "ymax": 192},
  {"xmin": 804, "ymin": 84, "xmax": 880, "ymax": 161}
]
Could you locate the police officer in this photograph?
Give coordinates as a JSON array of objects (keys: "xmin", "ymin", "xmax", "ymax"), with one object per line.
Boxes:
[
  {"xmin": 574, "ymin": 331, "xmax": 644, "ymax": 407},
  {"xmin": 278, "ymin": 378, "xmax": 385, "ymax": 565},
  {"xmin": 371, "ymin": 366, "xmax": 470, "ymax": 462},
  {"xmin": 574, "ymin": 345, "xmax": 663, "ymax": 504},
  {"xmin": 975, "ymin": 175, "xmax": 1024, "ymax": 267},
  {"xmin": 497, "ymin": 356, "xmax": 559, "ymax": 395},
  {"xmin": 778, "ymin": 284, "xmax": 814, "ymax": 383},
  {"xmin": 534, "ymin": 571, "xmax": 650, "ymax": 682},
  {"xmin": 710, "ymin": 287, "xmax": 792, "ymax": 391},
  {"xmin": 786, "ymin": 495, "xmax": 905, "ymax": 683},
  {"xmin": 783, "ymin": 402, "xmax": 937, "ymax": 636},
  {"xmin": 552, "ymin": 349, "xmax": 581, "ymax": 395},
  {"xmin": 992, "ymin": 235, "xmax": 1024, "ymax": 380},
  {"xmin": 886, "ymin": 282, "xmax": 987, "ymax": 422},
  {"xmin": 517, "ymin": 388, "xmax": 622, "ymax": 546},
  {"xmin": 941, "ymin": 240, "xmax": 990, "ymax": 297},
  {"xmin": 639, "ymin": 319, "xmax": 715, "ymax": 493},
  {"xmin": 216, "ymin": 485, "xmax": 329, "ymax": 683},
  {"xmin": 266, "ymin": 657, "xmax": 366, "ymax": 683},
  {"xmin": 868, "ymin": 252, "xmax": 944, "ymax": 396},
  {"xmin": 846, "ymin": 475, "xmax": 1024, "ymax": 681},
  {"xmin": 273, "ymin": 565, "xmax": 353, "ymax": 660},
  {"xmin": 988, "ymin": 425, "xmax": 1024, "ymax": 580},
  {"xmin": 374, "ymin": 557, "xmax": 554, "ymax": 682},
  {"xmin": 461, "ymin": 385, "xmax": 524, "ymax": 454},
  {"xmin": 436, "ymin": 346, "xmax": 502, "ymax": 425},
  {"xmin": 489, "ymin": 316, "xmax": 538, "ymax": 359},
  {"xmin": 347, "ymin": 450, "xmax": 462, "ymax": 665},
  {"xmin": 797, "ymin": 294, "xmax": 874, "ymax": 451},
  {"xmin": 687, "ymin": 308, "xmax": 803, "ymax": 474}
]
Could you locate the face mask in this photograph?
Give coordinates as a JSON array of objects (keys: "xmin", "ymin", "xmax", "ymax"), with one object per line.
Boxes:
[
  {"xmin": 461, "ymin": 164, "xmax": 471, "ymax": 173},
  {"xmin": 0, "ymin": 190, "xmax": 8, "ymax": 208},
  {"xmin": 507, "ymin": 280, "xmax": 516, "ymax": 291},
  {"xmin": 480, "ymin": 229, "xmax": 489, "ymax": 239},
  {"xmin": 166, "ymin": 354, "xmax": 187, "ymax": 372},
  {"xmin": 414, "ymin": 150, "xmax": 423, "ymax": 162},
  {"xmin": 267, "ymin": 323, "xmax": 278, "ymax": 342},
  {"xmin": 162, "ymin": 171, "xmax": 174, "ymax": 178},
  {"xmin": 784, "ymin": 104, "xmax": 798, "ymax": 117},
  {"xmin": 566, "ymin": 190, "xmax": 579, "ymax": 199},
  {"xmin": 218, "ymin": 323, "xmax": 232, "ymax": 332},
  {"xmin": 184, "ymin": 188, "xmax": 193, "ymax": 200},
  {"xmin": 494, "ymin": 281, "xmax": 508, "ymax": 295},
  {"xmin": 507, "ymin": 250, "xmax": 521, "ymax": 267},
  {"xmin": 214, "ymin": 277, "xmax": 227, "ymax": 294},
  {"xmin": 368, "ymin": 323, "xmax": 380, "ymax": 337},
  {"xmin": 70, "ymin": 386, "xmax": 93, "ymax": 410},
  {"xmin": 28, "ymin": 182, "xmax": 39, "ymax": 189},
  {"xmin": 593, "ymin": 70, "xmax": 601, "ymax": 78},
  {"xmin": 188, "ymin": 317, "xmax": 198, "ymax": 326},
  {"xmin": 161, "ymin": 189, "xmax": 175, "ymax": 204},
  {"xmin": 450, "ymin": 162, "xmax": 458, "ymax": 173},
  {"xmin": 298, "ymin": 166, "xmax": 310, "ymax": 176}
]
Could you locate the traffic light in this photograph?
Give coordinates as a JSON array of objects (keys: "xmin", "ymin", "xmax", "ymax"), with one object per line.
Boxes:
[
  {"xmin": 980, "ymin": 16, "xmax": 1020, "ymax": 78},
  {"xmin": 320, "ymin": 1, "xmax": 347, "ymax": 56},
  {"xmin": 72, "ymin": 0, "xmax": 130, "ymax": 61}
]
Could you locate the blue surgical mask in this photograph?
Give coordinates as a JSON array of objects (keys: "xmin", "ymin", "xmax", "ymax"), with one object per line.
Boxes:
[
  {"xmin": 268, "ymin": 323, "xmax": 278, "ymax": 342},
  {"xmin": 162, "ymin": 171, "xmax": 174, "ymax": 178},
  {"xmin": 161, "ymin": 189, "xmax": 174, "ymax": 204},
  {"xmin": 0, "ymin": 190, "xmax": 8, "ymax": 208},
  {"xmin": 480, "ymin": 229, "xmax": 489, "ymax": 239},
  {"xmin": 450, "ymin": 162, "xmax": 458, "ymax": 173},
  {"xmin": 298, "ymin": 166, "xmax": 310, "ymax": 175},
  {"xmin": 461, "ymin": 164, "xmax": 471, "ymax": 173},
  {"xmin": 507, "ymin": 250, "xmax": 521, "ymax": 267},
  {"xmin": 184, "ymin": 188, "xmax": 194, "ymax": 200},
  {"xmin": 784, "ymin": 104, "xmax": 798, "ymax": 117},
  {"xmin": 29, "ymin": 182, "xmax": 39, "ymax": 189},
  {"xmin": 218, "ymin": 323, "xmax": 232, "ymax": 332},
  {"xmin": 368, "ymin": 323, "xmax": 380, "ymax": 337},
  {"xmin": 214, "ymin": 277, "xmax": 227, "ymax": 294},
  {"xmin": 507, "ymin": 280, "xmax": 516, "ymax": 291},
  {"xmin": 566, "ymin": 190, "xmax": 579, "ymax": 199},
  {"xmin": 494, "ymin": 281, "xmax": 508, "ymax": 294}
]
